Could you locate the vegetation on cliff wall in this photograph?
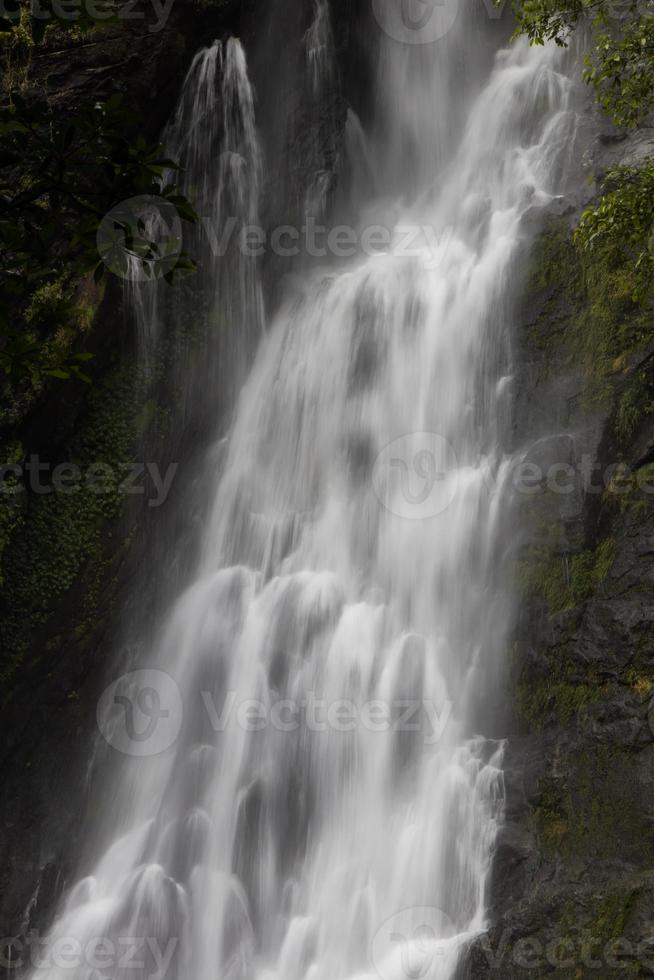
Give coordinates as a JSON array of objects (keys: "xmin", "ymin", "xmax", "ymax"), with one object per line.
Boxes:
[
  {"xmin": 0, "ymin": 3, "xmax": 209, "ymax": 691},
  {"xmin": 0, "ymin": 89, "xmax": 196, "ymax": 390},
  {"xmin": 512, "ymin": 0, "xmax": 654, "ymax": 308},
  {"xmin": 500, "ymin": 62, "xmax": 654, "ymax": 952}
]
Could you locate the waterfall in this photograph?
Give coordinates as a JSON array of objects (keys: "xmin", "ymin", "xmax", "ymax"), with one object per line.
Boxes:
[
  {"xmin": 127, "ymin": 37, "xmax": 263, "ymax": 421},
  {"xmin": 304, "ymin": 0, "xmax": 335, "ymax": 97},
  {"xmin": 26, "ymin": 8, "xmax": 579, "ymax": 980}
]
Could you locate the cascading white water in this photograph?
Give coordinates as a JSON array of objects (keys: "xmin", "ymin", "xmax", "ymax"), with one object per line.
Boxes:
[
  {"xmin": 128, "ymin": 37, "xmax": 263, "ymax": 419},
  {"xmin": 28, "ymin": 9, "xmax": 580, "ymax": 980}
]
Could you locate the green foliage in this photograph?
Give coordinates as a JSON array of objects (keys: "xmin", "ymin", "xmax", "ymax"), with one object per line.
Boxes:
[
  {"xmin": 511, "ymin": 0, "xmax": 654, "ymax": 125},
  {"xmin": 511, "ymin": 0, "xmax": 654, "ymax": 306},
  {"xmin": 584, "ymin": 10, "xmax": 654, "ymax": 128},
  {"xmin": 516, "ymin": 536, "xmax": 616, "ymax": 613},
  {"xmin": 1, "ymin": 0, "xmax": 114, "ymax": 45},
  {"xmin": 0, "ymin": 293, "xmax": 209, "ymax": 683},
  {"xmin": 0, "ymin": 92, "xmax": 198, "ymax": 388},
  {"xmin": 526, "ymin": 216, "xmax": 652, "ymax": 421},
  {"xmin": 574, "ymin": 255, "xmax": 645, "ymax": 385},
  {"xmin": 575, "ymin": 162, "xmax": 654, "ymax": 303},
  {"xmin": 616, "ymin": 369, "xmax": 654, "ymax": 441}
]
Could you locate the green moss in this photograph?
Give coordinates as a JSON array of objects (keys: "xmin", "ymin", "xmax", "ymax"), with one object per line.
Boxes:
[
  {"xmin": 517, "ymin": 650, "xmax": 607, "ymax": 727},
  {"xmin": 606, "ymin": 462, "xmax": 654, "ymax": 516},
  {"xmin": 0, "ymin": 364, "xmax": 146, "ymax": 683},
  {"xmin": 551, "ymin": 891, "xmax": 645, "ymax": 980},
  {"xmin": 515, "ymin": 539, "xmax": 616, "ymax": 729},
  {"xmin": 516, "ymin": 537, "xmax": 615, "ymax": 614},
  {"xmin": 1, "ymin": 9, "xmax": 35, "ymax": 57},
  {"xmin": 591, "ymin": 890, "xmax": 641, "ymax": 946},
  {"xmin": 572, "ymin": 257, "xmax": 650, "ymax": 403},
  {"xmin": 530, "ymin": 779, "xmax": 571, "ymax": 844},
  {"xmin": 532, "ymin": 747, "xmax": 652, "ymax": 861},
  {"xmin": 0, "ymin": 439, "xmax": 25, "ymax": 587},
  {"xmin": 570, "ymin": 537, "xmax": 616, "ymax": 599},
  {"xmin": 524, "ymin": 218, "xmax": 654, "ymax": 425},
  {"xmin": 0, "ymin": 274, "xmax": 216, "ymax": 686},
  {"xmin": 616, "ymin": 370, "xmax": 654, "ymax": 443},
  {"xmin": 523, "ymin": 218, "xmax": 581, "ymax": 369},
  {"xmin": 0, "ymin": 8, "xmax": 34, "ymax": 92},
  {"xmin": 520, "ymin": 676, "xmax": 604, "ymax": 727},
  {"xmin": 24, "ymin": 277, "xmax": 69, "ymax": 327},
  {"xmin": 527, "ymin": 217, "xmax": 576, "ymax": 293},
  {"xmin": 626, "ymin": 668, "xmax": 654, "ymax": 699}
]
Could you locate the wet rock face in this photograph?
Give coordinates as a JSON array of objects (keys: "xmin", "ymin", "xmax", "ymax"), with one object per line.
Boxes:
[{"xmin": 473, "ymin": 163, "xmax": 654, "ymax": 974}]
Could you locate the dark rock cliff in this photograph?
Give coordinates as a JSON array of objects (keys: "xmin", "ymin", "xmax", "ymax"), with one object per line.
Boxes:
[{"xmin": 471, "ymin": 108, "xmax": 654, "ymax": 978}]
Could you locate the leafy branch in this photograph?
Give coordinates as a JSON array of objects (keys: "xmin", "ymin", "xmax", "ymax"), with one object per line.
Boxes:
[
  {"xmin": 510, "ymin": 0, "xmax": 654, "ymax": 301},
  {"xmin": 0, "ymin": 92, "xmax": 198, "ymax": 387}
]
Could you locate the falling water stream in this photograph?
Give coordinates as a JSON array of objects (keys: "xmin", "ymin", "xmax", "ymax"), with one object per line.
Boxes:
[{"xmin": 29, "ymin": 5, "xmax": 580, "ymax": 979}]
